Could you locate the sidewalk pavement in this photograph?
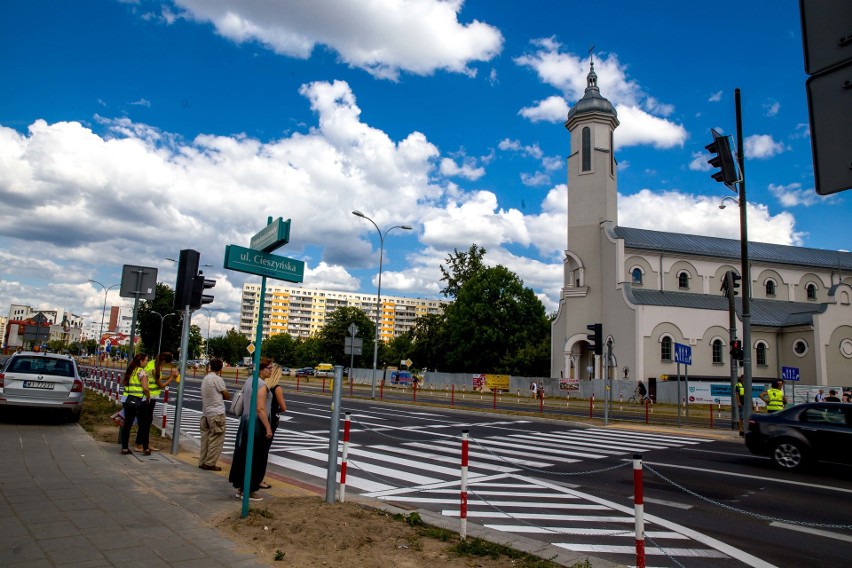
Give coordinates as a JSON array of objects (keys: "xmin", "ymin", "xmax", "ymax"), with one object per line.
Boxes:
[
  {"xmin": 0, "ymin": 421, "xmax": 314, "ymax": 568},
  {"xmin": 0, "ymin": 413, "xmax": 737, "ymax": 568}
]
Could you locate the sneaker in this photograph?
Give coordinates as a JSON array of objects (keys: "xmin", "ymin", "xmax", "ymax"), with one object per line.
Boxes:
[{"xmin": 235, "ymin": 491, "xmax": 263, "ymax": 501}]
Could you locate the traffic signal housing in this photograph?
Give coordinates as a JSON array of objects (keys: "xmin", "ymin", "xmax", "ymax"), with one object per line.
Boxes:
[
  {"xmin": 586, "ymin": 323, "xmax": 602, "ymax": 356},
  {"xmin": 721, "ymin": 270, "xmax": 742, "ymax": 298},
  {"xmin": 174, "ymin": 249, "xmax": 200, "ymax": 310},
  {"xmin": 190, "ymin": 271, "xmax": 216, "ymax": 309},
  {"xmin": 706, "ymin": 129, "xmax": 740, "ymax": 189},
  {"xmin": 730, "ymin": 339, "xmax": 744, "ymax": 362}
]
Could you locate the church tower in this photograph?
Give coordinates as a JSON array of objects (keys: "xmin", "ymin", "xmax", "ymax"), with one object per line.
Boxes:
[{"xmin": 551, "ymin": 60, "xmax": 619, "ymax": 379}]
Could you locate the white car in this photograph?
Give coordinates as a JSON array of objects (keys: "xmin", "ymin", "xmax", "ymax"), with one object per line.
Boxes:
[{"xmin": 0, "ymin": 351, "xmax": 85, "ymax": 422}]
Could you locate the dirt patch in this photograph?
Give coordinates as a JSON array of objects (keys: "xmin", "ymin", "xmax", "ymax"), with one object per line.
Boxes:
[{"xmin": 214, "ymin": 495, "xmax": 559, "ymax": 567}]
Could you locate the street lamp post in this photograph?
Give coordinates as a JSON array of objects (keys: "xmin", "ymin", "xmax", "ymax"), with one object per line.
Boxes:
[
  {"xmin": 201, "ymin": 307, "xmax": 218, "ymax": 361},
  {"xmin": 89, "ymin": 280, "xmax": 119, "ymax": 367},
  {"xmin": 151, "ymin": 311, "xmax": 176, "ymax": 358},
  {"xmin": 352, "ymin": 211, "xmax": 413, "ymax": 399}
]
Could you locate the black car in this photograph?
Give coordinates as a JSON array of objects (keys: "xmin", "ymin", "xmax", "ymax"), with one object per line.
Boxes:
[{"xmin": 745, "ymin": 402, "xmax": 852, "ymax": 471}]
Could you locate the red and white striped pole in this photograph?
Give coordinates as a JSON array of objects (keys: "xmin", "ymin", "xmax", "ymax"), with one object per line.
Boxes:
[
  {"xmin": 451, "ymin": 384, "xmax": 455, "ymax": 407},
  {"xmin": 460, "ymin": 429, "xmax": 469, "ymax": 540},
  {"xmin": 633, "ymin": 453, "xmax": 646, "ymax": 568},
  {"xmin": 339, "ymin": 413, "xmax": 351, "ymax": 502},
  {"xmin": 161, "ymin": 386, "xmax": 169, "ymax": 436}
]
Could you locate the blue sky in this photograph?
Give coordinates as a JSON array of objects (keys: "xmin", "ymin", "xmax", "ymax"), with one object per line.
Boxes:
[{"xmin": 0, "ymin": 0, "xmax": 847, "ymax": 337}]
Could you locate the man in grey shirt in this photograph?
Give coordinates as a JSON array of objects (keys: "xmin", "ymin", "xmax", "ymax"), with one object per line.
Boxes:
[{"xmin": 199, "ymin": 358, "xmax": 230, "ymax": 471}]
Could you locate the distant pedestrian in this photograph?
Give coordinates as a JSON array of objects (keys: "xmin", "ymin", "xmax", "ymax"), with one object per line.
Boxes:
[
  {"xmin": 814, "ymin": 389, "xmax": 825, "ymax": 402},
  {"xmin": 760, "ymin": 381, "xmax": 787, "ymax": 413},
  {"xmin": 825, "ymin": 389, "xmax": 841, "ymax": 402},
  {"xmin": 736, "ymin": 377, "xmax": 745, "ymax": 435},
  {"xmin": 199, "ymin": 358, "xmax": 230, "ymax": 471},
  {"xmin": 843, "ymin": 390, "xmax": 852, "ymax": 403},
  {"xmin": 531, "ymin": 381, "xmax": 538, "ymax": 399}
]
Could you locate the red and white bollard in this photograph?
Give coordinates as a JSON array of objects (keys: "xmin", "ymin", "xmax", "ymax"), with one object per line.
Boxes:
[
  {"xmin": 339, "ymin": 413, "xmax": 351, "ymax": 503},
  {"xmin": 633, "ymin": 453, "xmax": 645, "ymax": 568},
  {"xmin": 460, "ymin": 429, "xmax": 469, "ymax": 540},
  {"xmin": 161, "ymin": 386, "xmax": 169, "ymax": 436}
]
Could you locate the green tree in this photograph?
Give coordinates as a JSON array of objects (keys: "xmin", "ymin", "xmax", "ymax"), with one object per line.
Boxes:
[
  {"xmin": 409, "ymin": 312, "xmax": 448, "ymax": 371},
  {"xmin": 137, "ymin": 283, "xmax": 182, "ymax": 356},
  {"xmin": 207, "ymin": 328, "xmax": 250, "ymax": 365},
  {"xmin": 384, "ymin": 331, "xmax": 414, "ymax": 370},
  {"xmin": 314, "ymin": 307, "xmax": 375, "ymax": 367},
  {"xmin": 292, "ymin": 336, "xmax": 322, "ymax": 367},
  {"xmin": 443, "ymin": 265, "xmax": 549, "ymax": 375},
  {"xmin": 263, "ymin": 333, "xmax": 296, "ymax": 365},
  {"xmin": 439, "ymin": 244, "xmax": 486, "ymax": 298}
]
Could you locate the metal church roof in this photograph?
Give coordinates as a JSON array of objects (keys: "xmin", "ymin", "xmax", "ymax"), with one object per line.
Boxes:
[
  {"xmin": 613, "ymin": 226, "xmax": 852, "ymax": 271},
  {"xmin": 627, "ymin": 288, "xmax": 827, "ymax": 327}
]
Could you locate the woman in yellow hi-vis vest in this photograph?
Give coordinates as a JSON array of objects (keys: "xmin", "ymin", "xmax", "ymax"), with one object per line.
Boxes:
[
  {"xmin": 135, "ymin": 352, "xmax": 178, "ymax": 452},
  {"xmin": 121, "ymin": 353, "xmax": 151, "ymax": 455},
  {"xmin": 760, "ymin": 380, "xmax": 787, "ymax": 413}
]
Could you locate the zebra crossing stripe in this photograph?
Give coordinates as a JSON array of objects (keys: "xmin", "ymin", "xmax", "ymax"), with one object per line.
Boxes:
[
  {"xmin": 513, "ymin": 430, "xmax": 672, "ymax": 452},
  {"xmin": 460, "ymin": 437, "xmax": 609, "ymax": 460},
  {"xmin": 484, "ymin": 526, "xmax": 686, "ymax": 538},
  {"xmin": 585, "ymin": 427, "xmax": 714, "ymax": 444},
  {"xmin": 555, "ymin": 543, "xmax": 728, "ymax": 558},
  {"xmin": 373, "ymin": 444, "xmax": 537, "ymax": 471}
]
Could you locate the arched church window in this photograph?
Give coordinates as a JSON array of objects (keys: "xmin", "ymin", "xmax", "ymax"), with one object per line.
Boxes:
[
  {"xmin": 632, "ymin": 268, "xmax": 643, "ymax": 286},
  {"xmin": 677, "ymin": 272, "xmax": 689, "ymax": 290},
  {"xmin": 806, "ymin": 283, "xmax": 817, "ymax": 301},
  {"xmin": 661, "ymin": 336, "xmax": 672, "ymax": 362},
  {"xmin": 756, "ymin": 343, "xmax": 767, "ymax": 366},
  {"xmin": 582, "ymin": 127, "xmax": 591, "ymax": 172},
  {"xmin": 765, "ymin": 280, "xmax": 776, "ymax": 296},
  {"xmin": 712, "ymin": 339, "xmax": 723, "ymax": 364}
]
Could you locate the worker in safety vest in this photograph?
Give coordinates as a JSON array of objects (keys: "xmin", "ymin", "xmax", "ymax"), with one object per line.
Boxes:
[
  {"xmin": 120, "ymin": 353, "xmax": 151, "ymax": 455},
  {"xmin": 134, "ymin": 352, "xmax": 178, "ymax": 452},
  {"xmin": 759, "ymin": 380, "xmax": 787, "ymax": 413},
  {"xmin": 736, "ymin": 378, "xmax": 745, "ymax": 435}
]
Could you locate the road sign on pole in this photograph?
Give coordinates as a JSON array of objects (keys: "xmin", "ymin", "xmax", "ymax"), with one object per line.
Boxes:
[
  {"xmin": 674, "ymin": 343, "xmax": 692, "ymax": 366},
  {"xmin": 781, "ymin": 366, "xmax": 800, "ymax": 382}
]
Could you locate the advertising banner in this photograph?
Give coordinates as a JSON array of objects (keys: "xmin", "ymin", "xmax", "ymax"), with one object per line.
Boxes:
[{"xmin": 687, "ymin": 382, "xmax": 767, "ymax": 406}]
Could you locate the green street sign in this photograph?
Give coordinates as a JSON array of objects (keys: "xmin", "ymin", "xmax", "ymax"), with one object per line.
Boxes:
[
  {"xmin": 250, "ymin": 217, "xmax": 291, "ymax": 253},
  {"xmin": 224, "ymin": 244, "xmax": 304, "ymax": 283}
]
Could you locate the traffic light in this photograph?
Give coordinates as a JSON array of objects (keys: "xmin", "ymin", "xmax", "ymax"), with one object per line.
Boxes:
[
  {"xmin": 706, "ymin": 129, "xmax": 740, "ymax": 189},
  {"xmin": 721, "ymin": 271, "xmax": 742, "ymax": 298},
  {"xmin": 730, "ymin": 339, "xmax": 744, "ymax": 361},
  {"xmin": 190, "ymin": 271, "xmax": 216, "ymax": 309},
  {"xmin": 586, "ymin": 323, "xmax": 602, "ymax": 356},
  {"xmin": 174, "ymin": 249, "xmax": 199, "ymax": 310}
]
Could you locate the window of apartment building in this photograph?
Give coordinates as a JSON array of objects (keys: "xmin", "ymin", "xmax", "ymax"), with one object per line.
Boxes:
[
  {"xmin": 661, "ymin": 336, "xmax": 673, "ymax": 362},
  {"xmin": 806, "ymin": 283, "xmax": 817, "ymax": 301},
  {"xmin": 712, "ymin": 339, "xmax": 723, "ymax": 364},
  {"xmin": 631, "ymin": 268, "xmax": 643, "ymax": 286},
  {"xmin": 677, "ymin": 271, "xmax": 689, "ymax": 290}
]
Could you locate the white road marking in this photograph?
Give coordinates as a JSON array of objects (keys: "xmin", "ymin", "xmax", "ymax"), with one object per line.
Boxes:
[{"xmin": 770, "ymin": 522, "xmax": 852, "ymax": 543}]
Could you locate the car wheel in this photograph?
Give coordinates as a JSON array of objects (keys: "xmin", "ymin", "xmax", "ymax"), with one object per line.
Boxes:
[
  {"xmin": 771, "ymin": 440, "xmax": 807, "ymax": 470},
  {"xmin": 67, "ymin": 409, "xmax": 82, "ymax": 423}
]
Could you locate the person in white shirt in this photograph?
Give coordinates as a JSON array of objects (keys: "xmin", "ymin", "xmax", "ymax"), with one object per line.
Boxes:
[{"xmin": 198, "ymin": 358, "xmax": 230, "ymax": 471}]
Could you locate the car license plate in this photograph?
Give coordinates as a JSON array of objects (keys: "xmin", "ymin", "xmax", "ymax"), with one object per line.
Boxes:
[{"xmin": 23, "ymin": 380, "xmax": 54, "ymax": 390}]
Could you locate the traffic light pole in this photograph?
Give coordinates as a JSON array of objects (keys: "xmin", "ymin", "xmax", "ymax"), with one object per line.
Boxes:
[
  {"xmin": 726, "ymin": 272, "xmax": 739, "ymax": 430},
  {"xmin": 735, "ymin": 88, "xmax": 753, "ymax": 424},
  {"xmin": 170, "ymin": 304, "xmax": 191, "ymax": 454}
]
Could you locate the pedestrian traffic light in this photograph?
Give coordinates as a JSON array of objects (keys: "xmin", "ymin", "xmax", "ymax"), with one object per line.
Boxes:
[
  {"xmin": 706, "ymin": 129, "xmax": 740, "ymax": 189},
  {"xmin": 190, "ymin": 271, "xmax": 216, "ymax": 309},
  {"xmin": 586, "ymin": 323, "xmax": 602, "ymax": 356},
  {"xmin": 174, "ymin": 249, "xmax": 199, "ymax": 310},
  {"xmin": 730, "ymin": 339, "xmax": 744, "ymax": 361}
]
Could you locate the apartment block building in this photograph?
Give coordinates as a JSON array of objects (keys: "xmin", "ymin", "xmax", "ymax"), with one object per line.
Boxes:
[{"xmin": 239, "ymin": 283, "xmax": 450, "ymax": 342}]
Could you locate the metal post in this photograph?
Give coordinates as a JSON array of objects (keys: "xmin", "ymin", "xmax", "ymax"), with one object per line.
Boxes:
[
  {"xmin": 89, "ymin": 280, "xmax": 119, "ymax": 368},
  {"xmin": 241, "ymin": 276, "xmax": 267, "ymax": 517},
  {"xmin": 170, "ymin": 305, "xmax": 191, "ymax": 454},
  {"xmin": 326, "ymin": 365, "xmax": 344, "ymax": 503},
  {"xmin": 735, "ymin": 88, "xmax": 753, "ymax": 424},
  {"xmin": 726, "ymin": 271, "xmax": 739, "ymax": 430},
  {"xmin": 352, "ymin": 211, "xmax": 412, "ymax": 399}
]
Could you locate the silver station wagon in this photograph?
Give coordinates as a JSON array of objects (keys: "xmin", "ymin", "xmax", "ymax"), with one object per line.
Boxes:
[{"xmin": 0, "ymin": 351, "xmax": 85, "ymax": 422}]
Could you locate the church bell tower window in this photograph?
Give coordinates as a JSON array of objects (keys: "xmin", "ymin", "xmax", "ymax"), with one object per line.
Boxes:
[{"xmin": 582, "ymin": 127, "xmax": 591, "ymax": 172}]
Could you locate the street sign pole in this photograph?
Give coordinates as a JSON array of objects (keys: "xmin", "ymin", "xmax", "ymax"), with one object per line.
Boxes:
[
  {"xmin": 170, "ymin": 305, "xmax": 191, "ymax": 454},
  {"xmin": 240, "ymin": 275, "xmax": 266, "ymax": 518}
]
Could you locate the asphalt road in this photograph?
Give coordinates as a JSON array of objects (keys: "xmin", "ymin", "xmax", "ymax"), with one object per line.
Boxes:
[{"xmin": 158, "ymin": 377, "xmax": 852, "ymax": 568}]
